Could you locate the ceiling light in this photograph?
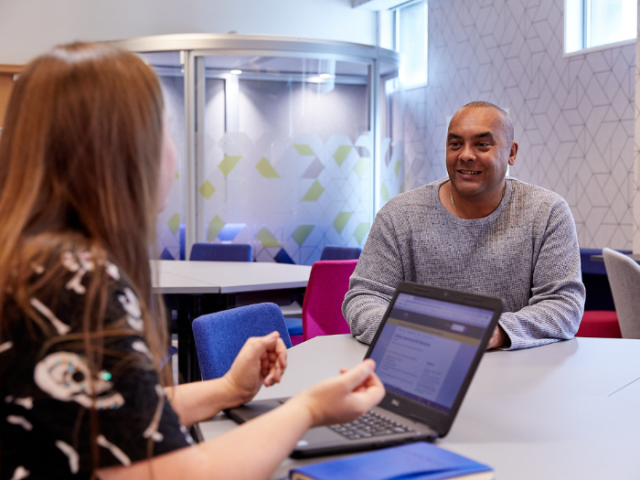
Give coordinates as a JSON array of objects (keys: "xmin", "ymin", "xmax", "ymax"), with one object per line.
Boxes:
[
  {"xmin": 319, "ymin": 73, "xmax": 334, "ymax": 79},
  {"xmin": 307, "ymin": 76, "xmax": 324, "ymax": 83},
  {"xmin": 230, "ymin": 69, "xmax": 242, "ymax": 75}
]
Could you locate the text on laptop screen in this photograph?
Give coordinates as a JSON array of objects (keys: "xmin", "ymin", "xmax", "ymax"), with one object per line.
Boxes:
[{"xmin": 369, "ymin": 293, "xmax": 494, "ymax": 414}]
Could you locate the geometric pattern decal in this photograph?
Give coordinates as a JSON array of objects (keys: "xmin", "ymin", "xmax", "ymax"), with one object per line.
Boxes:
[
  {"xmin": 199, "ymin": 180, "xmax": 216, "ymax": 200},
  {"xmin": 302, "ymin": 180, "xmax": 325, "ymax": 201},
  {"xmin": 167, "ymin": 213, "xmax": 180, "ymax": 235},
  {"xmin": 207, "ymin": 215, "xmax": 225, "ymax": 242},
  {"xmin": 333, "ymin": 212, "xmax": 353, "ymax": 234},
  {"xmin": 333, "ymin": 145, "xmax": 353, "ymax": 166},
  {"xmin": 256, "ymin": 157, "xmax": 280, "ymax": 178},
  {"xmin": 399, "ymin": 0, "xmax": 635, "ymax": 250},
  {"xmin": 196, "ymin": 79, "xmax": 377, "ymax": 265}
]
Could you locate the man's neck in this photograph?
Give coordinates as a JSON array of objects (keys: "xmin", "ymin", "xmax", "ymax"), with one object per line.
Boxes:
[{"xmin": 439, "ymin": 180, "xmax": 506, "ymax": 220}]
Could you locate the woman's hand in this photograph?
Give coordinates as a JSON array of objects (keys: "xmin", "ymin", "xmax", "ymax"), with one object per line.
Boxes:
[
  {"xmin": 222, "ymin": 331, "xmax": 287, "ymax": 405},
  {"xmin": 291, "ymin": 359, "xmax": 385, "ymax": 427}
]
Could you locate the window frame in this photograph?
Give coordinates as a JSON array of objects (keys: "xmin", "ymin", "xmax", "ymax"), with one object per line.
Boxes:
[
  {"xmin": 393, "ymin": 0, "xmax": 428, "ymax": 89},
  {"xmin": 564, "ymin": 0, "xmax": 637, "ymax": 57}
]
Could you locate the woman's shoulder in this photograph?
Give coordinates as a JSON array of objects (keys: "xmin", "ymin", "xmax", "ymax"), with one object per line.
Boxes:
[{"xmin": 8, "ymin": 235, "xmax": 143, "ymax": 337}]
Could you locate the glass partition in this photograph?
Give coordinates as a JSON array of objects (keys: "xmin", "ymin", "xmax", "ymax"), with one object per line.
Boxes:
[
  {"xmin": 196, "ymin": 54, "xmax": 374, "ymax": 264},
  {"xmin": 119, "ymin": 35, "xmax": 401, "ymax": 264},
  {"xmin": 140, "ymin": 51, "xmax": 186, "ymax": 261}
]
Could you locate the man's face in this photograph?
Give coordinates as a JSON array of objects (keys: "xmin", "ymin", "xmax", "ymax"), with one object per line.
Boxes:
[{"xmin": 446, "ymin": 107, "xmax": 516, "ymax": 201}]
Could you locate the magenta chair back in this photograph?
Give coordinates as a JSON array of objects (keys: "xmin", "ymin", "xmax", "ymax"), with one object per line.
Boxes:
[{"xmin": 302, "ymin": 260, "xmax": 358, "ymax": 341}]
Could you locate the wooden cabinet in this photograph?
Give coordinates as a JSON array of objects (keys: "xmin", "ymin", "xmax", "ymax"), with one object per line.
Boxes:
[{"xmin": 0, "ymin": 65, "xmax": 22, "ymax": 128}]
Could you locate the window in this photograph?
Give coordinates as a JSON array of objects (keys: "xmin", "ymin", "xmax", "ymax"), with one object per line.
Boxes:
[
  {"xmin": 565, "ymin": 0, "xmax": 637, "ymax": 53},
  {"xmin": 395, "ymin": 1, "xmax": 428, "ymax": 86}
]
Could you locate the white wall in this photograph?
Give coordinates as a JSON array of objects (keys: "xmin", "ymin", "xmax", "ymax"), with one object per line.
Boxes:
[
  {"xmin": 0, "ymin": 0, "xmax": 377, "ymax": 64},
  {"xmin": 401, "ymin": 0, "xmax": 635, "ymax": 250}
]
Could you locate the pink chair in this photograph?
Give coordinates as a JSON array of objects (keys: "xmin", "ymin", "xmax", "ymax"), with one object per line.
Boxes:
[{"xmin": 302, "ymin": 260, "xmax": 358, "ymax": 341}]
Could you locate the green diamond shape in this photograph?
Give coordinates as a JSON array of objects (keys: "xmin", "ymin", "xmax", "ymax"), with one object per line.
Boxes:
[
  {"xmin": 381, "ymin": 183, "xmax": 390, "ymax": 202},
  {"xmin": 167, "ymin": 213, "xmax": 180, "ymax": 235},
  {"xmin": 333, "ymin": 146, "xmax": 352, "ymax": 166},
  {"xmin": 292, "ymin": 225, "xmax": 315, "ymax": 246},
  {"xmin": 207, "ymin": 215, "xmax": 225, "ymax": 242},
  {"xmin": 333, "ymin": 212, "xmax": 353, "ymax": 234},
  {"xmin": 354, "ymin": 157, "xmax": 370, "ymax": 179},
  {"xmin": 256, "ymin": 157, "xmax": 280, "ymax": 178},
  {"xmin": 256, "ymin": 227, "xmax": 280, "ymax": 248},
  {"xmin": 394, "ymin": 160, "xmax": 402, "ymax": 178},
  {"xmin": 218, "ymin": 155, "xmax": 243, "ymax": 177},
  {"xmin": 199, "ymin": 180, "xmax": 216, "ymax": 200},
  {"xmin": 302, "ymin": 180, "xmax": 324, "ymax": 201},
  {"xmin": 293, "ymin": 144, "xmax": 315, "ymax": 156},
  {"xmin": 354, "ymin": 223, "xmax": 371, "ymax": 245}
]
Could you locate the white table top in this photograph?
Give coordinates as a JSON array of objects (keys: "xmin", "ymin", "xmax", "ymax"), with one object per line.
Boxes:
[
  {"xmin": 150, "ymin": 260, "xmax": 312, "ymax": 294},
  {"xmin": 200, "ymin": 335, "xmax": 640, "ymax": 480}
]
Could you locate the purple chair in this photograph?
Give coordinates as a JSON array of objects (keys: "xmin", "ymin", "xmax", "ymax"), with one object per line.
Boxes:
[
  {"xmin": 190, "ymin": 243, "xmax": 253, "ymax": 262},
  {"xmin": 302, "ymin": 260, "xmax": 358, "ymax": 341},
  {"xmin": 320, "ymin": 245, "xmax": 362, "ymax": 261}
]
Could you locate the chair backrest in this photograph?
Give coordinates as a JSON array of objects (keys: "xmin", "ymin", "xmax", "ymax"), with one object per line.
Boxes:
[
  {"xmin": 602, "ymin": 248, "xmax": 640, "ymax": 339},
  {"xmin": 192, "ymin": 303, "xmax": 292, "ymax": 380},
  {"xmin": 190, "ymin": 243, "xmax": 253, "ymax": 262},
  {"xmin": 320, "ymin": 245, "xmax": 362, "ymax": 261},
  {"xmin": 302, "ymin": 260, "xmax": 357, "ymax": 341}
]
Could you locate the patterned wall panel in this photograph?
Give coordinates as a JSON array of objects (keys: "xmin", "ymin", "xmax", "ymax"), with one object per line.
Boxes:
[
  {"xmin": 634, "ymin": 0, "xmax": 640, "ymax": 254},
  {"xmin": 404, "ymin": 0, "xmax": 635, "ymax": 250}
]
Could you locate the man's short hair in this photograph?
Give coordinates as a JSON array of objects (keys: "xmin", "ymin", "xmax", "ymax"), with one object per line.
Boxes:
[{"xmin": 462, "ymin": 101, "xmax": 514, "ymax": 145}]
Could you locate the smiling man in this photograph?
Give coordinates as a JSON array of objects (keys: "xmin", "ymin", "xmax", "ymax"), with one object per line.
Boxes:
[{"xmin": 343, "ymin": 101, "xmax": 585, "ymax": 350}]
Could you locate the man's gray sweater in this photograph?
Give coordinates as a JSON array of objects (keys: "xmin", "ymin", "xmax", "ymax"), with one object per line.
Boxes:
[{"xmin": 343, "ymin": 177, "xmax": 586, "ymax": 350}]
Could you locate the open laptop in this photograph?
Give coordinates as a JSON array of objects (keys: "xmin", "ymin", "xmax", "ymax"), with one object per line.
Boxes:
[{"xmin": 226, "ymin": 282, "xmax": 503, "ymax": 458}]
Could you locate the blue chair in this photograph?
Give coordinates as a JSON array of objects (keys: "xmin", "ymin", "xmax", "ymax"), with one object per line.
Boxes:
[
  {"xmin": 320, "ymin": 245, "xmax": 362, "ymax": 261},
  {"xmin": 190, "ymin": 243, "xmax": 253, "ymax": 262},
  {"xmin": 192, "ymin": 303, "xmax": 292, "ymax": 380}
]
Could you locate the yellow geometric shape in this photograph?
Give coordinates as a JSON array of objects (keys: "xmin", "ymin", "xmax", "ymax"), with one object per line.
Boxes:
[
  {"xmin": 394, "ymin": 160, "xmax": 402, "ymax": 178},
  {"xmin": 218, "ymin": 155, "xmax": 243, "ymax": 177},
  {"xmin": 293, "ymin": 225, "xmax": 314, "ymax": 246},
  {"xmin": 199, "ymin": 180, "xmax": 216, "ymax": 200},
  {"xmin": 302, "ymin": 180, "xmax": 324, "ymax": 201},
  {"xmin": 207, "ymin": 215, "xmax": 225, "ymax": 242},
  {"xmin": 333, "ymin": 212, "xmax": 353, "ymax": 234},
  {"xmin": 174, "ymin": 171, "xmax": 180, "ymax": 179},
  {"xmin": 256, "ymin": 157, "xmax": 280, "ymax": 178},
  {"xmin": 167, "ymin": 214, "xmax": 180, "ymax": 235},
  {"xmin": 333, "ymin": 146, "xmax": 352, "ymax": 166},
  {"xmin": 293, "ymin": 144, "xmax": 315, "ymax": 156},
  {"xmin": 256, "ymin": 227, "xmax": 281, "ymax": 248},
  {"xmin": 381, "ymin": 183, "xmax": 390, "ymax": 202},
  {"xmin": 354, "ymin": 157, "xmax": 370, "ymax": 179},
  {"xmin": 354, "ymin": 223, "xmax": 371, "ymax": 245}
]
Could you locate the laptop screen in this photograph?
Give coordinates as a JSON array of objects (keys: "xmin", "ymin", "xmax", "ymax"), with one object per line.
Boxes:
[{"xmin": 368, "ymin": 292, "xmax": 495, "ymax": 414}]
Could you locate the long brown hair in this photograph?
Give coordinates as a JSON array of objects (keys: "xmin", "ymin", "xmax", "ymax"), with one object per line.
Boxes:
[{"xmin": 0, "ymin": 42, "xmax": 169, "ymax": 380}]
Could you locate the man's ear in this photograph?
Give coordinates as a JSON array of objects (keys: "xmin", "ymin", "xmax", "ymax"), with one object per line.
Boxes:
[{"xmin": 508, "ymin": 142, "xmax": 518, "ymax": 166}]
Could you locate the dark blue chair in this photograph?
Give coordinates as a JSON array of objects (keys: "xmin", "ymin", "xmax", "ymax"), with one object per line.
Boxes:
[
  {"xmin": 192, "ymin": 303, "xmax": 292, "ymax": 380},
  {"xmin": 190, "ymin": 243, "xmax": 253, "ymax": 262},
  {"xmin": 320, "ymin": 245, "xmax": 362, "ymax": 261},
  {"xmin": 580, "ymin": 248, "xmax": 631, "ymax": 311}
]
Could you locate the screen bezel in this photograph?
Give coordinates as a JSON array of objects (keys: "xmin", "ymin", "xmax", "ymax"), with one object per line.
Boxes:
[{"xmin": 364, "ymin": 282, "xmax": 503, "ymax": 438}]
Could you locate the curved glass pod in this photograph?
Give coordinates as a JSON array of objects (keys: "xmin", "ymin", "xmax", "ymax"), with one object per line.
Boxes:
[{"xmin": 114, "ymin": 34, "xmax": 401, "ymax": 264}]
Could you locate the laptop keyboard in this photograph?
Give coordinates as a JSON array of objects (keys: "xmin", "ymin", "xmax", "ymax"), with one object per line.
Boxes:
[{"xmin": 328, "ymin": 411, "xmax": 415, "ymax": 440}]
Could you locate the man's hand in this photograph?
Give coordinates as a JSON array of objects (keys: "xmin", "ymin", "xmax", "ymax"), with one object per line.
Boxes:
[
  {"xmin": 487, "ymin": 325, "xmax": 507, "ymax": 349},
  {"xmin": 222, "ymin": 332, "xmax": 287, "ymax": 405},
  {"xmin": 292, "ymin": 359, "xmax": 386, "ymax": 427}
]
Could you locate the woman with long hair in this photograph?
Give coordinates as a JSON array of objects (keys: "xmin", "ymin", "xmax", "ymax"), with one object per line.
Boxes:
[{"xmin": 0, "ymin": 42, "xmax": 384, "ymax": 480}]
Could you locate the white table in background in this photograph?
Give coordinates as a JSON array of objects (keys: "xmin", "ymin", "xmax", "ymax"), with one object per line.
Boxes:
[
  {"xmin": 151, "ymin": 260, "xmax": 311, "ymax": 382},
  {"xmin": 200, "ymin": 335, "xmax": 640, "ymax": 480}
]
